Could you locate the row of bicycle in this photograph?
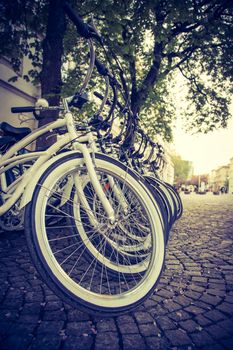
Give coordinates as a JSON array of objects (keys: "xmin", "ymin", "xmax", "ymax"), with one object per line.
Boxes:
[{"xmin": 0, "ymin": 3, "xmax": 182, "ymax": 316}]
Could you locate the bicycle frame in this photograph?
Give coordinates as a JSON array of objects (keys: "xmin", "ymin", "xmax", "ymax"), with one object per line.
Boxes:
[{"xmin": 0, "ymin": 112, "xmax": 116, "ymax": 225}]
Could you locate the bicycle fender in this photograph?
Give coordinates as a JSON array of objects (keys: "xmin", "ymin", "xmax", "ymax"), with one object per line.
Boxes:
[{"xmin": 19, "ymin": 151, "xmax": 83, "ymax": 210}]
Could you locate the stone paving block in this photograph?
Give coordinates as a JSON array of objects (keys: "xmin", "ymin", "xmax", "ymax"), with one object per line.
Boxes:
[
  {"xmin": 43, "ymin": 310, "xmax": 66, "ymax": 321},
  {"xmin": 226, "ymin": 284, "xmax": 233, "ymax": 292},
  {"xmin": 169, "ymin": 310, "xmax": 191, "ymax": 322},
  {"xmin": 192, "ymin": 276, "xmax": 208, "ymax": 283},
  {"xmin": 185, "ymin": 266, "xmax": 201, "ymax": 271},
  {"xmin": 149, "ymin": 305, "xmax": 168, "ymax": 318},
  {"xmin": 29, "ymin": 335, "xmax": 62, "ymax": 350},
  {"xmin": 25, "ymin": 291, "xmax": 44, "ymax": 303},
  {"xmin": 0, "ymin": 309, "xmax": 19, "ymax": 321},
  {"xmin": 220, "ymin": 265, "xmax": 233, "ymax": 271},
  {"xmin": 20, "ymin": 302, "xmax": 41, "ymax": 315},
  {"xmin": 2, "ymin": 298, "xmax": 23, "ymax": 309},
  {"xmin": 145, "ymin": 336, "xmax": 170, "ymax": 350},
  {"xmin": 209, "ymin": 278, "xmax": 227, "ymax": 284},
  {"xmin": 184, "ymin": 270, "xmax": 202, "ymax": 277},
  {"xmin": 17, "ymin": 313, "xmax": 39, "ymax": 324},
  {"xmin": 216, "ymin": 302, "xmax": 233, "ymax": 315},
  {"xmin": 43, "ymin": 300, "xmax": 63, "ymax": 311},
  {"xmin": 0, "ymin": 333, "xmax": 33, "ymax": 350},
  {"xmin": 156, "ymin": 316, "xmax": 177, "ymax": 330},
  {"xmin": 63, "ymin": 335, "xmax": 93, "ymax": 350},
  {"xmin": 96, "ymin": 319, "xmax": 117, "ymax": 332},
  {"xmin": 143, "ymin": 297, "xmax": 158, "ymax": 309},
  {"xmin": 5, "ymin": 288, "xmax": 23, "ymax": 299},
  {"xmin": 195, "ymin": 314, "xmax": 216, "ymax": 327},
  {"xmin": 37, "ymin": 320, "xmax": 64, "ymax": 334},
  {"xmin": 204, "ymin": 309, "xmax": 226, "ymax": 322},
  {"xmin": 95, "ymin": 332, "xmax": 119, "ymax": 350},
  {"xmin": 184, "ymin": 290, "xmax": 202, "ymax": 299},
  {"xmin": 163, "ymin": 299, "xmax": 181, "ymax": 312},
  {"xmin": 202, "ymin": 343, "xmax": 226, "ymax": 350},
  {"xmin": 43, "ymin": 293, "xmax": 61, "ymax": 302},
  {"xmin": 169, "ymin": 281, "xmax": 185, "ymax": 288},
  {"xmin": 193, "ymin": 300, "xmax": 212, "ymax": 310},
  {"xmin": 67, "ymin": 308, "xmax": 90, "ymax": 322},
  {"xmin": 190, "ymin": 330, "xmax": 215, "ymax": 347},
  {"xmin": 205, "ymin": 324, "xmax": 232, "ymax": 340},
  {"xmin": 179, "ymin": 319, "xmax": 200, "ymax": 333},
  {"xmin": 217, "ymin": 319, "xmax": 233, "ymax": 334},
  {"xmin": 157, "ymin": 289, "xmax": 174, "ymax": 298},
  {"xmin": 66, "ymin": 321, "xmax": 93, "ymax": 337},
  {"xmin": 0, "ymin": 321, "xmax": 14, "ymax": 339},
  {"xmin": 117, "ymin": 321, "xmax": 139, "ymax": 334},
  {"xmin": 173, "ymin": 295, "xmax": 192, "ymax": 307},
  {"xmin": 200, "ymin": 293, "xmax": 222, "ymax": 306},
  {"xmin": 208, "ymin": 283, "xmax": 226, "ymax": 291},
  {"xmin": 225, "ymin": 277, "xmax": 233, "ymax": 284},
  {"xmin": 206, "ymin": 289, "xmax": 226, "ymax": 297},
  {"xmin": 150, "ymin": 295, "xmax": 164, "ymax": 303},
  {"xmin": 184, "ymin": 305, "xmax": 205, "ymax": 315},
  {"xmin": 220, "ymin": 338, "xmax": 233, "ymax": 349},
  {"xmin": 122, "ymin": 334, "xmax": 147, "ymax": 350},
  {"xmin": 165, "ymin": 329, "xmax": 191, "ymax": 346},
  {"xmin": 138, "ymin": 323, "xmax": 160, "ymax": 337},
  {"xmin": 133, "ymin": 311, "xmax": 154, "ymax": 324},
  {"xmin": 116, "ymin": 315, "xmax": 135, "ymax": 324}
]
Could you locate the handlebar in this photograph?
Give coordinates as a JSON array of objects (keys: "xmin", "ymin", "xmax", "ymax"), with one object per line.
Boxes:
[
  {"xmin": 11, "ymin": 106, "xmax": 63, "ymax": 120},
  {"xmin": 95, "ymin": 57, "xmax": 121, "ymax": 88},
  {"xmin": 11, "ymin": 107, "xmax": 36, "ymax": 114},
  {"xmin": 63, "ymin": 3, "xmax": 103, "ymax": 43},
  {"xmin": 95, "ymin": 58, "xmax": 109, "ymax": 76}
]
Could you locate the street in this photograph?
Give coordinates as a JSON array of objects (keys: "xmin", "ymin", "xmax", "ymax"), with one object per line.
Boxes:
[{"xmin": 0, "ymin": 193, "xmax": 233, "ymax": 349}]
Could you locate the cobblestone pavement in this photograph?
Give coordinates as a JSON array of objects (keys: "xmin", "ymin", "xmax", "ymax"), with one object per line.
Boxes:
[{"xmin": 0, "ymin": 193, "xmax": 233, "ymax": 350}]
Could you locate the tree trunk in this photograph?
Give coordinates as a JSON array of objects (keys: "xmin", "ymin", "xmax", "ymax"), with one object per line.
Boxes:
[
  {"xmin": 37, "ymin": 0, "xmax": 66, "ymax": 150},
  {"xmin": 130, "ymin": 41, "xmax": 163, "ymax": 116}
]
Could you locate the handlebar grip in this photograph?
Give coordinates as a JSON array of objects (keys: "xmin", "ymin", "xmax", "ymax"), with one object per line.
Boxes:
[
  {"xmin": 95, "ymin": 58, "xmax": 121, "ymax": 87},
  {"xmin": 64, "ymin": 3, "xmax": 102, "ymax": 43},
  {"xmin": 95, "ymin": 58, "xmax": 108, "ymax": 76},
  {"xmin": 11, "ymin": 106, "xmax": 35, "ymax": 113}
]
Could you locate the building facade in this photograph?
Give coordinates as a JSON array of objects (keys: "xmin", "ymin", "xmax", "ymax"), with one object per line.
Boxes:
[
  {"xmin": 208, "ymin": 164, "xmax": 230, "ymax": 193},
  {"xmin": 208, "ymin": 169, "xmax": 217, "ymax": 192},
  {"xmin": 0, "ymin": 56, "xmax": 40, "ymax": 129},
  {"xmin": 228, "ymin": 157, "xmax": 233, "ymax": 194}
]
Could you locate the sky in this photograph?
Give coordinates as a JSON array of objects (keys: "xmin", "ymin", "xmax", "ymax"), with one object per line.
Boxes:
[{"xmin": 172, "ymin": 115, "xmax": 233, "ymax": 175}]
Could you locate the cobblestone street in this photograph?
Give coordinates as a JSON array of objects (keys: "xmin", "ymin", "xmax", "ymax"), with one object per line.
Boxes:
[{"xmin": 0, "ymin": 193, "xmax": 233, "ymax": 350}]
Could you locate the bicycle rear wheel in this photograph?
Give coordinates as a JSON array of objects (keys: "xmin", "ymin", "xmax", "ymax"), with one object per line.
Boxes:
[
  {"xmin": 164, "ymin": 182, "xmax": 183, "ymax": 219},
  {"xmin": 145, "ymin": 176, "xmax": 178, "ymax": 225},
  {"xmin": 24, "ymin": 152, "xmax": 165, "ymax": 316}
]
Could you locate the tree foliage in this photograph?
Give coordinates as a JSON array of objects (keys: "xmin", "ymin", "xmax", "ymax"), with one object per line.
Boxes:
[
  {"xmin": 172, "ymin": 154, "xmax": 193, "ymax": 184},
  {"xmin": 0, "ymin": 0, "xmax": 232, "ymax": 142},
  {"xmin": 0, "ymin": 0, "xmax": 47, "ymax": 81},
  {"xmin": 187, "ymin": 174, "xmax": 208, "ymax": 186}
]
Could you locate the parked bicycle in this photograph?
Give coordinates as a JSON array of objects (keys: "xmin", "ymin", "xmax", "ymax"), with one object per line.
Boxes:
[{"xmin": 0, "ymin": 3, "xmax": 182, "ymax": 316}]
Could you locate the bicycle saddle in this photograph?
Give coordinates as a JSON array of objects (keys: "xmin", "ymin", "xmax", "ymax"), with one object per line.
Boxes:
[{"xmin": 0, "ymin": 122, "xmax": 31, "ymax": 138}]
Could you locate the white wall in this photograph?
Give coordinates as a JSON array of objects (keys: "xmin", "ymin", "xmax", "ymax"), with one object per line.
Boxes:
[
  {"xmin": 0, "ymin": 57, "xmax": 40, "ymax": 130},
  {"xmin": 229, "ymin": 158, "xmax": 233, "ymax": 194}
]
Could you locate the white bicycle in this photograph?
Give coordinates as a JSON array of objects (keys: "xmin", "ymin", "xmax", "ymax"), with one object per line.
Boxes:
[
  {"xmin": 0, "ymin": 3, "xmax": 167, "ymax": 316},
  {"xmin": 0, "ymin": 94, "xmax": 166, "ymax": 316}
]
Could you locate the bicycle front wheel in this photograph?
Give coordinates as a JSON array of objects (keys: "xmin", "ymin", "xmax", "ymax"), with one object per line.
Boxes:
[{"xmin": 24, "ymin": 152, "xmax": 165, "ymax": 316}]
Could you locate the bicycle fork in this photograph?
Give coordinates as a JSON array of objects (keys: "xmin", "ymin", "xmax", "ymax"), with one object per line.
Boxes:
[
  {"xmin": 70, "ymin": 143, "xmax": 116, "ymax": 227},
  {"xmin": 66, "ymin": 112, "xmax": 117, "ymax": 227}
]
